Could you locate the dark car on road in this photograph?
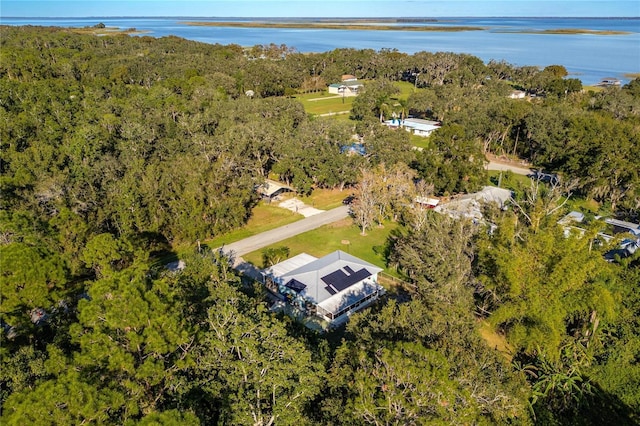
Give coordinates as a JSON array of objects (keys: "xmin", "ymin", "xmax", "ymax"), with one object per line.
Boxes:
[
  {"xmin": 342, "ymin": 195, "xmax": 356, "ymax": 205},
  {"xmin": 528, "ymin": 170, "xmax": 559, "ymax": 185}
]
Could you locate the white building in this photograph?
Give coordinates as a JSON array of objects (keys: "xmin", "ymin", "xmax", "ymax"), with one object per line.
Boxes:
[
  {"xmin": 384, "ymin": 118, "xmax": 441, "ymax": 137},
  {"xmin": 509, "ymin": 90, "xmax": 527, "ymax": 99},
  {"xmin": 435, "ymin": 186, "xmax": 512, "ymax": 221},
  {"xmin": 328, "ymin": 80, "xmax": 363, "ymax": 96},
  {"xmin": 263, "ymin": 251, "xmax": 384, "ymax": 326}
]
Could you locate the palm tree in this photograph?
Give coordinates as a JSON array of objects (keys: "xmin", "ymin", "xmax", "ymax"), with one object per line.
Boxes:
[
  {"xmin": 375, "ymin": 95, "xmax": 390, "ymax": 123},
  {"xmin": 397, "ymin": 98, "xmax": 409, "ymax": 121}
]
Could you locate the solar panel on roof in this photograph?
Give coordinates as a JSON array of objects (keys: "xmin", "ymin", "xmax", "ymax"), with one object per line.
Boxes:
[
  {"xmin": 321, "ymin": 270, "xmax": 347, "ymax": 287},
  {"xmin": 324, "ymin": 286, "xmax": 337, "ymax": 295},
  {"xmin": 344, "ymin": 265, "xmax": 355, "ymax": 274},
  {"xmin": 285, "ymin": 279, "xmax": 306, "ymax": 292},
  {"xmin": 321, "ymin": 268, "xmax": 372, "ymax": 292}
]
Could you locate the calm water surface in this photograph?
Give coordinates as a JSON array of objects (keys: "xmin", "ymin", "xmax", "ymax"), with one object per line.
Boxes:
[{"xmin": 2, "ymin": 17, "xmax": 639, "ymax": 85}]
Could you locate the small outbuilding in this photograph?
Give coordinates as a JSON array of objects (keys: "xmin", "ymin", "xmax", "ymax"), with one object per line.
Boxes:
[
  {"xmin": 257, "ymin": 179, "xmax": 294, "ymax": 200},
  {"xmin": 414, "ymin": 196, "xmax": 440, "ymax": 208}
]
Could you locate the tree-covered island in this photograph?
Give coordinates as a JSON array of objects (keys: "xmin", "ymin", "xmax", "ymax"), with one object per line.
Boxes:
[{"xmin": 1, "ymin": 25, "xmax": 639, "ymax": 425}]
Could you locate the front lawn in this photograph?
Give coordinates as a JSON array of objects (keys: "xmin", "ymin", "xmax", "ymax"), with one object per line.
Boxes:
[
  {"xmin": 294, "ymin": 93, "xmax": 355, "ymax": 115},
  {"xmin": 410, "ymin": 134, "xmax": 431, "ymax": 149},
  {"xmin": 392, "ymin": 80, "xmax": 418, "ymax": 100},
  {"xmin": 204, "ymin": 202, "xmax": 303, "ymax": 249},
  {"xmin": 487, "ymin": 169, "xmax": 531, "ymax": 192},
  {"xmin": 200, "ymin": 188, "xmax": 356, "ymax": 251},
  {"xmin": 243, "ymin": 217, "xmax": 398, "ymax": 272},
  {"xmin": 300, "ymin": 187, "xmax": 353, "ymax": 210}
]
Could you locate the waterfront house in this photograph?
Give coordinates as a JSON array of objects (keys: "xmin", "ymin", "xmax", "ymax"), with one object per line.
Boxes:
[{"xmin": 596, "ymin": 78, "xmax": 621, "ymax": 87}]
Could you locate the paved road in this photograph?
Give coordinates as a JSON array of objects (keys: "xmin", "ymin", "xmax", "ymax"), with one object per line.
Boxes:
[
  {"xmin": 221, "ymin": 160, "xmax": 528, "ymax": 275},
  {"xmin": 222, "ymin": 161, "xmax": 527, "ymax": 258},
  {"xmin": 487, "ymin": 161, "xmax": 532, "ymax": 176},
  {"xmin": 220, "ymin": 205, "xmax": 350, "ymax": 258},
  {"xmin": 318, "ymin": 110, "xmax": 350, "ymax": 117}
]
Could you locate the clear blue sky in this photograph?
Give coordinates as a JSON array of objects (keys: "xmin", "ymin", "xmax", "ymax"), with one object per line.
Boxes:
[{"xmin": 1, "ymin": 1, "xmax": 638, "ymax": 18}]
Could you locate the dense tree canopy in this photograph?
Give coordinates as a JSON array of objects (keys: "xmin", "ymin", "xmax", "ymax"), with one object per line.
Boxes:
[{"xmin": 1, "ymin": 25, "xmax": 638, "ymax": 425}]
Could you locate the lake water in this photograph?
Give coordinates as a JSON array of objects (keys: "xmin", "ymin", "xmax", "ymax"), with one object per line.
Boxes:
[{"xmin": 2, "ymin": 17, "xmax": 639, "ymax": 85}]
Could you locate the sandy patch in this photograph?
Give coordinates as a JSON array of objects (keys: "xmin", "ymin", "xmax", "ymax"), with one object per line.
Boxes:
[{"xmin": 278, "ymin": 198, "xmax": 324, "ymax": 217}]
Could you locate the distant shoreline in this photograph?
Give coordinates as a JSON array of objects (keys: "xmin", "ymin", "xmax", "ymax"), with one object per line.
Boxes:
[
  {"xmin": 3, "ymin": 16, "xmax": 640, "ymax": 20},
  {"xmin": 69, "ymin": 26, "xmax": 149, "ymax": 36},
  {"xmin": 180, "ymin": 21, "xmax": 485, "ymax": 32},
  {"xmin": 495, "ymin": 28, "xmax": 631, "ymax": 35}
]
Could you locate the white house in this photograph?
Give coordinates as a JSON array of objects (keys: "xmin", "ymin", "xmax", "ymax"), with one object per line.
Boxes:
[
  {"xmin": 328, "ymin": 80, "xmax": 363, "ymax": 96},
  {"xmin": 604, "ymin": 218, "xmax": 640, "ymax": 237},
  {"xmin": 263, "ymin": 251, "xmax": 384, "ymax": 326},
  {"xmin": 509, "ymin": 90, "xmax": 527, "ymax": 99},
  {"xmin": 435, "ymin": 186, "xmax": 512, "ymax": 221},
  {"xmin": 384, "ymin": 118, "xmax": 441, "ymax": 137},
  {"xmin": 596, "ymin": 78, "xmax": 621, "ymax": 87}
]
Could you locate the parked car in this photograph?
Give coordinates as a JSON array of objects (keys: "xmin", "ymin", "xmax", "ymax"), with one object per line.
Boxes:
[
  {"xmin": 342, "ymin": 195, "xmax": 356, "ymax": 205},
  {"xmin": 527, "ymin": 170, "xmax": 559, "ymax": 185}
]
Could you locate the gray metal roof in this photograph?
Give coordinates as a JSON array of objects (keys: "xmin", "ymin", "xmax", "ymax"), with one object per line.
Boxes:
[
  {"xmin": 277, "ymin": 250, "xmax": 383, "ymax": 306},
  {"xmin": 257, "ymin": 179, "xmax": 293, "ymax": 197},
  {"xmin": 605, "ymin": 218, "xmax": 640, "ymax": 236},
  {"xmin": 264, "ymin": 253, "xmax": 318, "ymax": 278}
]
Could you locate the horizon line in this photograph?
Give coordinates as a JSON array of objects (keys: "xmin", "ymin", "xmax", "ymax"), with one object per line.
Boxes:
[{"xmin": 3, "ymin": 15, "xmax": 639, "ymax": 19}]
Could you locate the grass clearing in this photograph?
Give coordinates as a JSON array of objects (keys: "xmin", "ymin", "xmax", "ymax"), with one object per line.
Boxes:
[
  {"xmin": 299, "ymin": 187, "xmax": 352, "ymax": 210},
  {"xmin": 294, "ymin": 92, "xmax": 340, "ymax": 102},
  {"xmin": 294, "ymin": 93, "xmax": 354, "ymax": 115},
  {"xmin": 329, "ymin": 113, "xmax": 354, "ymax": 122},
  {"xmin": 487, "ymin": 170, "xmax": 531, "ymax": 192},
  {"xmin": 392, "ymin": 81, "xmax": 418, "ymax": 100},
  {"xmin": 243, "ymin": 217, "xmax": 398, "ymax": 271},
  {"xmin": 583, "ymin": 85, "xmax": 606, "ymax": 93},
  {"xmin": 196, "ymin": 187, "xmax": 354, "ymax": 251},
  {"xmin": 478, "ymin": 320, "xmax": 514, "ymax": 362},
  {"xmin": 203, "ymin": 202, "xmax": 303, "ymax": 249},
  {"xmin": 295, "ymin": 80, "xmax": 420, "ymax": 118},
  {"xmin": 410, "ymin": 134, "xmax": 431, "ymax": 149}
]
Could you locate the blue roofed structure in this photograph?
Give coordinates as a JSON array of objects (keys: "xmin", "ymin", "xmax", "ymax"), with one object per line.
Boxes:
[{"xmin": 340, "ymin": 143, "xmax": 366, "ymax": 156}]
